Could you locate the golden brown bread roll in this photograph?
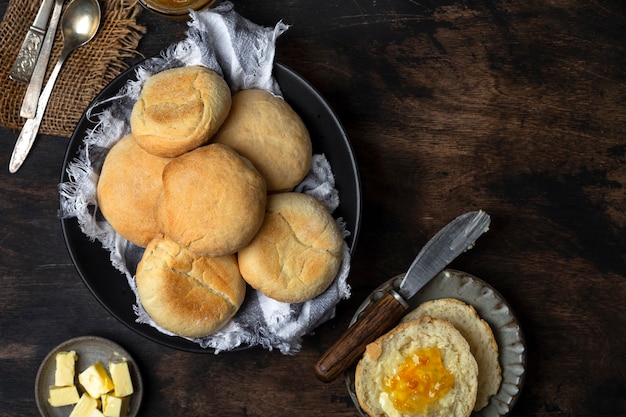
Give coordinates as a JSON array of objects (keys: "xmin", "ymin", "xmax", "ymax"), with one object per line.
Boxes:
[
  {"xmin": 135, "ymin": 235, "xmax": 246, "ymax": 338},
  {"xmin": 154, "ymin": 143, "xmax": 267, "ymax": 257},
  {"xmin": 212, "ymin": 89, "xmax": 312, "ymax": 192},
  {"xmin": 355, "ymin": 317, "xmax": 479, "ymax": 417},
  {"xmin": 238, "ymin": 192, "xmax": 343, "ymax": 303},
  {"xmin": 130, "ymin": 65, "xmax": 232, "ymax": 157},
  {"xmin": 96, "ymin": 134, "xmax": 172, "ymax": 247},
  {"xmin": 402, "ymin": 298, "xmax": 502, "ymax": 411}
]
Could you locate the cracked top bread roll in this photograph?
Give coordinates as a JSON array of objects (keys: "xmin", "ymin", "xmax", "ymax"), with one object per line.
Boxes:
[
  {"xmin": 212, "ymin": 89, "xmax": 312, "ymax": 192},
  {"xmin": 355, "ymin": 316, "xmax": 479, "ymax": 417},
  {"xmin": 402, "ymin": 298, "xmax": 502, "ymax": 411},
  {"xmin": 130, "ymin": 65, "xmax": 232, "ymax": 158},
  {"xmin": 154, "ymin": 143, "xmax": 267, "ymax": 257},
  {"xmin": 96, "ymin": 134, "xmax": 172, "ymax": 247},
  {"xmin": 238, "ymin": 192, "xmax": 343, "ymax": 303},
  {"xmin": 136, "ymin": 235, "xmax": 246, "ymax": 338}
]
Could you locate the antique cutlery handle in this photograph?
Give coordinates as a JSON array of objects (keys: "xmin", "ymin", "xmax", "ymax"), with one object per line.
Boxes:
[
  {"xmin": 314, "ymin": 291, "xmax": 408, "ymax": 382},
  {"xmin": 20, "ymin": 0, "xmax": 64, "ymax": 119},
  {"xmin": 9, "ymin": 0, "xmax": 56, "ymax": 83}
]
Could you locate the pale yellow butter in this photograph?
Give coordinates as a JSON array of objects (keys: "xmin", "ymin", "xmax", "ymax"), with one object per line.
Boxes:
[
  {"xmin": 379, "ymin": 392, "xmax": 402, "ymax": 417},
  {"xmin": 69, "ymin": 393, "xmax": 98, "ymax": 417},
  {"xmin": 78, "ymin": 362, "xmax": 114, "ymax": 398},
  {"xmin": 48, "ymin": 385, "xmax": 80, "ymax": 407},
  {"xmin": 55, "ymin": 351, "xmax": 78, "ymax": 386},
  {"xmin": 88, "ymin": 408, "xmax": 106, "ymax": 417},
  {"xmin": 101, "ymin": 394, "xmax": 129, "ymax": 417},
  {"xmin": 109, "ymin": 361, "xmax": 134, "ymax": 397}
]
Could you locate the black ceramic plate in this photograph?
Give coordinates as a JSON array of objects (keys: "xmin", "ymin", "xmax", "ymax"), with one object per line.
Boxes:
[{"xmin": 60, "ymin": 62, "xmax": 361, "ymax": 352}]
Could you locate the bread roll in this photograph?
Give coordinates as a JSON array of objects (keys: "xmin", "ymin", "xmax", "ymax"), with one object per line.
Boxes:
[
  {"xmin": 136, "ymin": 235, "xmax": 246, "ymax": 338},
  {"xmin": 213, "ymin": 89, "xmax": 312, "ymax": 192},
  {"xmin": 355, "ymin": 317, "xmax": 478, "ymax": 417},
  {"xmin": 130, "ymin": 65, "xmax": 232, "ymax": 157},
  {"xmin": 238, "ymin": 192, "xmax": 343, "ymax": 303},
  {"xmin": 96, "ymin": 134, "xmax": 172, "ymax": 247},
  {"xmin": 154, "ymin": 143, "xmax": 267, "ymax": 257},
  {"xmin": 402, "ymin": 298, "xmax": 501, "ymax": 410}
]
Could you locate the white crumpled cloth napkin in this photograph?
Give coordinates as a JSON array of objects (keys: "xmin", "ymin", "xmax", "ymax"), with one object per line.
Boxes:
[{"xmin": 58, "ymin": 2, "xmax": 352, "ymax": 354}]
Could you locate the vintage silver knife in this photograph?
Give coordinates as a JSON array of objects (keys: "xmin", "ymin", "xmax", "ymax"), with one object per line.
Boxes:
[
  {"xmin": 9, "ymin": 0, "xmax": 56, "ymax": 83},
  {"xmin": 20, "ymin": 0, "xmax": 64, "ymax": 119},
  {"xmin": 314, "ymin": 210, "xmax": 491, "ymax": 382}
]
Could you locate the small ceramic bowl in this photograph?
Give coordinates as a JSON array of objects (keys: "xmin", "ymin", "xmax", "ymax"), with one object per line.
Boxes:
[{"xmin": 35, "ymin": 336, "xmax": 143, "ymax": 417}]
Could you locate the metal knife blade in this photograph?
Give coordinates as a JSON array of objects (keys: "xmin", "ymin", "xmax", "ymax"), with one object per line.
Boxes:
[
  {"xmin": 314, "ymin": 210, "xmax": 491, "ymax": 382},
  {"xmin": 397, "ymin": 210, "xmax": 491, "ymax": 299},
  {"xmin": 9, "ymin": 0, "xmax": 56, "ymax": 83}
]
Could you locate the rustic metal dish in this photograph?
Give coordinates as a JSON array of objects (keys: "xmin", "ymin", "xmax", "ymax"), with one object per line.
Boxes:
[{"xmin": 345, "ymin": 269, "xmax": 526, "ymax": 417}]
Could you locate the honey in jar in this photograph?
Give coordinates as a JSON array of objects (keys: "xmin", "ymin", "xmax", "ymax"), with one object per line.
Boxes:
[{"xmin": 139, "ymin": 0, "xmax": 216, "ymax": 16}]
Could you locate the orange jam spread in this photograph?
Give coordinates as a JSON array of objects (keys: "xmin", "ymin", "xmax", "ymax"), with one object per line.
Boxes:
[{"xmin": 383, "ymin": 347, "xmax": 454, "ymax": 414}]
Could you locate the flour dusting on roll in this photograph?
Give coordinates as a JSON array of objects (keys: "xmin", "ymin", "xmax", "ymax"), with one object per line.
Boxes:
[
  {"xmin": 154, "ymin": 143, "xmax": 267, "ymax": 258},
  {"xmin": 213, "ymin": 89, "xmax": 312, "ymax": 192},
  {"xmin": 136, "ymin": 235, "xmax": 246, "ymax": 338},
  {"xmin": 238, "ymin": 192, "xmax": 343, "ymax": 303},
  {"xmin": 97, "ymin": 134, "xmax": 172, "ymax": 247},
  {"xmin": 130, "ymin": 65, "xmax": 232, "ymax": 158}
]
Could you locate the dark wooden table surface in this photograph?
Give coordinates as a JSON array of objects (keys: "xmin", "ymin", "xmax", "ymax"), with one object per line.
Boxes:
[{"xmin": 2, "ymin": 0, "xmax": 626, "ymax": 416}]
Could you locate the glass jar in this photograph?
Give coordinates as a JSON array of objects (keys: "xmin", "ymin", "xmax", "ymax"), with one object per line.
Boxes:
[{"xmin": 139, "ymin": 0, "xmax": 216, "ymax": 17}]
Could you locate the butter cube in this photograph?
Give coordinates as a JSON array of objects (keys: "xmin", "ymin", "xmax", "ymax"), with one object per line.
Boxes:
[
  {"xmin": 109, "ymin": 361, "xmax": 134, "ymax": 397},
  {"xmin": 48, "ymin": 385, "xmax": 80, "ymax": 407},
  {"xmin": 88, "ymin": 408, "xmax": 106, "ymax": 417},
  {"xmin": 55, "ymin": 351, "xmax": 77, "ymax": 386},
  {"xmin": 69, "ymin": 393, "xmax": 98, "ymax": 417},
  {"xmin": 78, "ymin": 362, "xmax": 114, "ymax": 398},
  {"xmin": 101, "ymin": 394, "xmax": 129, "ymax": 417}
]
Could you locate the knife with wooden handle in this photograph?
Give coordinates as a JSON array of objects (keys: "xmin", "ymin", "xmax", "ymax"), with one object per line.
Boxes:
[{"xmin": 314, "ymin": 210, "xmax": 491, "ymax": 382}]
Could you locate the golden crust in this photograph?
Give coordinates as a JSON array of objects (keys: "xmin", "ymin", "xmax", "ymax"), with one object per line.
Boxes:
[
  {"xmin": 130, "ymin": 66, "xmax": 232, "ymax": 158},
  {"xmin": 238, "ymin": 192, "xmax": 343, "ymax": 303},
  {"xmin": 402, "ymin": 298, "xmax": 502, "ymax": 411},
  {"xmin": 154, "ymin": 143, "xmax": 267, "ymax": 257},
  {"xmin": 135, "ymin": 235, "xmax": 246, "ymax": 338},
  {"xmin": 213, "ymin": 89, "xmax": 312, "ymax": 192},
  {"xmin": 96, "ymin": 134, "xmax": 172, "ymax": 247}
]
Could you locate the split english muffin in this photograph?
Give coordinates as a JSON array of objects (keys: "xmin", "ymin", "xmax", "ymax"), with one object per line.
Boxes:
[
  {"xmin": 130, "ymin": 65, "xmax": 232, "ymax": 158},
  {"xmin": 402, "ymin": 298, "xmax": 502, "ymax": 411},
  {"xmin": 213, "ymin": 88, "xmax": 312, "ymax": 192},
  {"xmin": 136, "ymin": 235, "xmax": 246, "ymax": 338},
  {"xmin": 355, "ymin": 316, "xmax": 479, "ymax": 417},
  {"xmin": 154, "ymin": 143, "xmax": 267, "ymax": 258},
  {"xmin": 238, "ymin": 192, "xmax": 344, "ymax": 303},
  {"xmin": 96, "ymin": 134, "xmax": 172, "ymax": 247}
]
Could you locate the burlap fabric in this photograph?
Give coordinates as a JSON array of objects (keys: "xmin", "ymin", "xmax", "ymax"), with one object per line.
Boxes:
[{"xmin": 0, "ymin": 0, "xmax": 146, "ymax": 137}]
